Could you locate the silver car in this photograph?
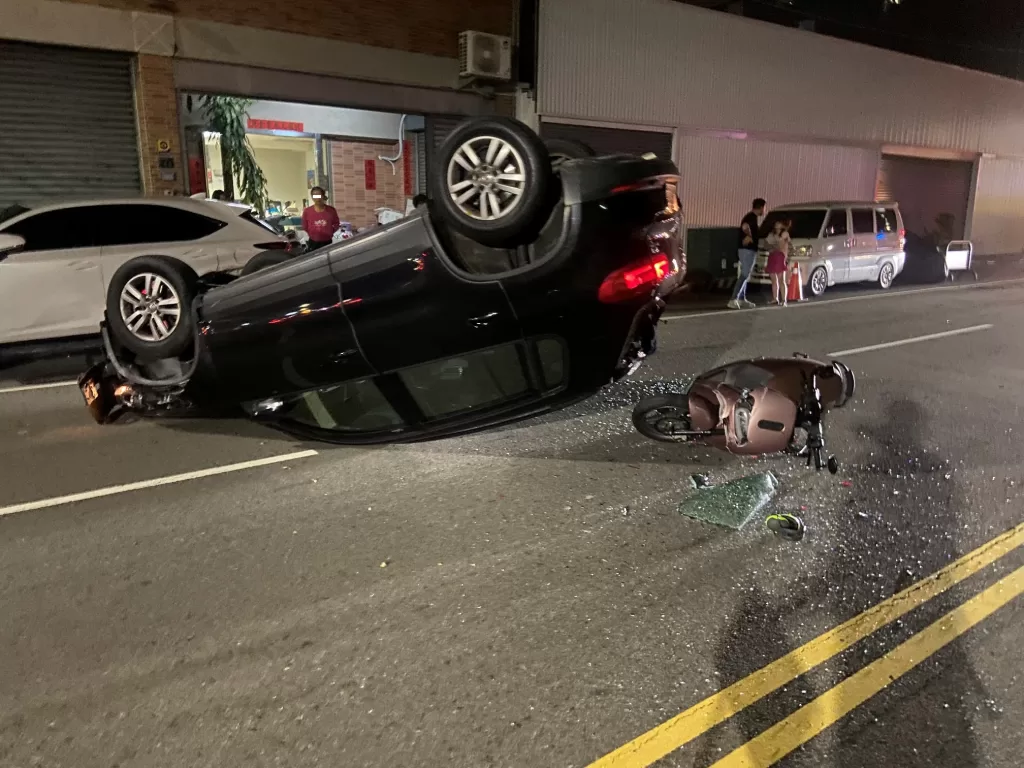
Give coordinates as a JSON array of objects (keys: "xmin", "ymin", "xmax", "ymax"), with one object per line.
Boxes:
[{"xmin": 746, "ymin": 201, "xmax": 906, "ymax": 296}]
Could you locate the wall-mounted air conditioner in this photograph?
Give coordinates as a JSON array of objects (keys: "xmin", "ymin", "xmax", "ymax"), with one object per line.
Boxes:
[{"xmin": 458, "ymin": 31, "xmax": 512, "ymax": 81}]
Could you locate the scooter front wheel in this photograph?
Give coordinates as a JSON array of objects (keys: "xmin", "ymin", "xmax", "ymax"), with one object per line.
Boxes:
[{"xmin": 632, "ymin": 394, "xmax": 695, "ymax": 443}]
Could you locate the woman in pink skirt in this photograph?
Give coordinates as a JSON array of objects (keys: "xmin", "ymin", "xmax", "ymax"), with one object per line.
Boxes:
[{"xmin": 765, "ymin": 219, "xmax": 792, "ymax": 306}]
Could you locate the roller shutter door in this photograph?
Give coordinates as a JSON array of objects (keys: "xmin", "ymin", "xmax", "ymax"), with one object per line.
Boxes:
[
  {"xmin": 424, "ymin": 116, "xmax": 466, "ymax": 180},
  {"xmin": 875, "ymin": 154, "xmax": 973, "ymax": 239},
  {"xmin": 0, "ymin": 41, "xmax": 141, "ymax": 211},
  {"xmin": 539, "ymin": 121, "xmax": 673, "ymax": 159}
]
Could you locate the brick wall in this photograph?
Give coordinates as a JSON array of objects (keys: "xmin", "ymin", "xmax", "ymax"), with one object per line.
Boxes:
[
  {"xmin": 65, "ymin": 0, "xmax": 513, "ymax": 58},
  {"xmin": 133, "ymin": 53, "xmax": 184, "ymax": 196},
  {"xmin": 329, "ymin": 140, "xmax": 409, "ymax": 230}
]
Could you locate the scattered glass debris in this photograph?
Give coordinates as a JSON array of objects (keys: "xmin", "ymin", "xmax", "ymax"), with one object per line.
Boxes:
[{"xmin": 678, "ymin": 471, "xmax": 779, "ymax": 530}]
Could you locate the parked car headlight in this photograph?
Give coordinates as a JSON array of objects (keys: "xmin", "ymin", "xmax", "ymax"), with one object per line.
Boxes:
[{"xmin": 795, "ymin": 245, "xmax": 814, "ymax": 258}]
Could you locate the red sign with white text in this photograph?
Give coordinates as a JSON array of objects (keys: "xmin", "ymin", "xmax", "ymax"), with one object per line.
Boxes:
[
  {"xmin": 246, "ymin": 118, "xmax": 304, "ymax": 132},
  {"xmin": 403, "ymin": 140, "xmax": 413, "ymax": 196},
  {"xmin": 364, "ymin": 159, "xmax": 377, "ymax": 190}
]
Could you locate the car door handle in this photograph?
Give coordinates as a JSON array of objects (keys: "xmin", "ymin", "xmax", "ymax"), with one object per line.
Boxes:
[
  {"xmin": 467, "ymin": 312, "xmax": 500, "ymax": 329},
  {"xmin": 67, "ymin": 261, "xmax": 97, "ymax": 271}
]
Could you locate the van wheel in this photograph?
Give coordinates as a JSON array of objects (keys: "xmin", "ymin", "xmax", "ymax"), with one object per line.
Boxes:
[
  {"xmin": 106, "ymin": 255, "xmax": 198, "ymax": 360},
  {"xmin": 430, "ymin": 117, "xmax": 553, "ymax": 249},
  {"xmin": 808, "ymin": 266, "xmax": 828, "ymax": 297},
  {"xmin": 878, "ymin": 262, "xmax": 895, "ymax": 289}
]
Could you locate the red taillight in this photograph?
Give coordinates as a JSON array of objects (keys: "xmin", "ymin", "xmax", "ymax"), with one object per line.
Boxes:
[
  {"xmin": 899, "ymin": 228, "xmax": 906, "ymax": 248},
  {"xmin": 255, "ymin": 240, "xmax": 289, "ymax": 250},
  {"xmin": 599, "ymin": 254, "xmax": 676, "ymax": 303}
]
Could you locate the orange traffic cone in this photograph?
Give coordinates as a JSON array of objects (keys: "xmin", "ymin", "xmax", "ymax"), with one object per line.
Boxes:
[{"xmin": 787, "ymin": 262, "xmax": 804, "ymax": 302}]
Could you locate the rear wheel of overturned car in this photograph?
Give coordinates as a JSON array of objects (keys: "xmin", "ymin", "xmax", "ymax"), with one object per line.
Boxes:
[
  {"xmin": 429, "ymin": 117, "xmax": 553, "ymax": 249},
  {"xmin": 808, "ymin": 266, "xmax": 828, "ymax": 297},
  {"xmin": 632, "ymin": 394, "xmax": 695, "ymax": 443},
  {"xmin": 106, "ymin": 255, "xmax": 198, "ymax": 360},
  {"xmin": 241, "ymin": 250, "xmax": 293, "ymax": 275}
]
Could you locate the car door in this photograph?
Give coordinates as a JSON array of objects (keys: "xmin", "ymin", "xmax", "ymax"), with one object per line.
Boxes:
[
  {"xmin": 330, "ymin": 216, "xmax": 523, "ymax": 374},
  {"xmin": 875, "ymin": 207, "xmax": 902, "ymax": 270},
  {"xmin": 849, "ymin": 208, "xmax": 878, "ymax": 282},
  {"xmin": 93, "ymin": 203, "xmax": 226, "ymax": 284},
  {"xmin": 0, "ymin": 207, "xmax": 105, "ymax": 344},
  {"xmin": 820, "ymin": 208, "xmax": 852, "ymax": 283}
]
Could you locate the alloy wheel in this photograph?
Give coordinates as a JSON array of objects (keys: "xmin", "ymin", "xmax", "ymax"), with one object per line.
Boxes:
[
  {"xmin": 446, "ymin": 135, "xmax": 527, "ymax": 221},
  {"xmin": 810, "ymin": 267, "xmax": 827, "ymax": 296},
  {"xmin": 880, "ymin": 263, "xmax": 895, "ymax": 289},
  {"xmin": 119, "ymin": 272, "xmax": 182, "ymax": 342}
]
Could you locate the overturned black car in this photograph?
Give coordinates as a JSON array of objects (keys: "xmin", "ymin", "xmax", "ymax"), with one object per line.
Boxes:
[{"xmin": 79, "ymin": 118, "xmax": 685, "ymax": 444}]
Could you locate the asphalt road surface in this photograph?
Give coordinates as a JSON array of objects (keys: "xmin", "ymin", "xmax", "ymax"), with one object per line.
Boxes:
[{"xmin": 2, "ymin": 279, "xmax": 1022, "ymax": 768}]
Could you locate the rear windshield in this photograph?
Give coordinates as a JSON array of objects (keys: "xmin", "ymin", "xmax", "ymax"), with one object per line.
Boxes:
[
  {"xmin": 759, "ymin": 209, "xmax": 827, "ymax": 240},
  {"xmin": 240, "ymin": 209, "xmax": 281, "ymax": 235}
]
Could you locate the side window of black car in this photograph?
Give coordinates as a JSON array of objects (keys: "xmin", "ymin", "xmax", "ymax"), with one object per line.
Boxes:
[
  {"xmin": 4, "ymin": 208, "xmax": 97, "ymax": 252},
  {"xmin": 278, "ymin": 378, "xmax": 405, "ymax": 433},
  {"xmin": 399, "ymin": 343, "xmax": 532, "ymax": 419},
  {"xmin": 91, "ymin": 204, "xmax": 227, "ymax": 247},
  {"xmin": 823, "ymin": 209, "xmax": 848, "ymax": 238}
]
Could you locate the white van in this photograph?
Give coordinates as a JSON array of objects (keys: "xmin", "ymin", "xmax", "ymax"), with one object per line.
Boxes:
[{"xmin": 745, "ymin": 201, "xmax": 906, "ymax": 296}]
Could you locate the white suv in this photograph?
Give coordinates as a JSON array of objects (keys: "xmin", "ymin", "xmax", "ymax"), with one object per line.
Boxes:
[{"xmin": 0, "ymin": 198, "xmax": 285, "ymax": 345}]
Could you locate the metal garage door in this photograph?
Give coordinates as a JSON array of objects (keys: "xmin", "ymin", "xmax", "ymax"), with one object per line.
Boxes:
[
  {"xmin": 539, "ymin": 121, "xmax": 674, "ymax": 159},
  {"xmin": 876, "ymin": 154, "xmax": 974, "ymax": 239},
  {"xmin": 0, "ymin": 41, "xmax": 141, "ymax": 210},
  {"xmin": 424, "ymin": 116, "xmax": 467, "ymax": 180}
]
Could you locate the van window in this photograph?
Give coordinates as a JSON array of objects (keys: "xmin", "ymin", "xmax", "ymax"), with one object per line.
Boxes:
[
  {"xmin": 851, "ymin": 209, "xmax": 875, "ymax": 234},
  {"xmin": 759, "ymin": 210, "xmax": 826, "ymax": 240},
  {"xmin": 823, "ymin": 209, "xmax": 848, "ymax": 237},
  {"xmin": 876, "ymin": 208, "xmax": 899, "ymax": 234}
]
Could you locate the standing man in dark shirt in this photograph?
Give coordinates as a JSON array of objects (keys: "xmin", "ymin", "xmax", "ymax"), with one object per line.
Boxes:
[{"xmin": 729, "ymin": 197, "xmax": 766, "ymax": 309}]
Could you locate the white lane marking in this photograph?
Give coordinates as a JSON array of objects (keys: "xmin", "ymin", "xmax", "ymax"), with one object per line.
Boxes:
[
  {"xmin": 829, "ymin": 324, "xmax": 994, "ymax": 357},
  {"xmin": 0, "ymin": 449, "xmax": 319, "ymax": 518},
  {"xmin": 664, "ymin": 276, "xmax": 1024, "ymax": 321},
  {"xmin": 0, "ymin": 380, "xmax": 78, "ymax": 394}
]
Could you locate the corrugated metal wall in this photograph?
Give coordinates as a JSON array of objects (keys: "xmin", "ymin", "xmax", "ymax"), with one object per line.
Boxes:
[
  {"xmin": 675, "ymin": 134, "xmax": 879, "ymax": 227},
  {"xmin": 538, "ymin": 0, "xmax": 1024, "ymax": 158},
  {"xmin": 968, "ymin": 157, "xmax": 1024, "ymax": 256}
]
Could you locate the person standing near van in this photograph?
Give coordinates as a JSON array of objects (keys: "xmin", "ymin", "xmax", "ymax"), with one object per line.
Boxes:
[
  {"xmin": 729, "ymin": 197, "xmax": 766, "ymax": 309},
  {"xmin": 765, "ymin": 218, "xmax": 792, "ymax": 306},
  {"xmin": 302, "ymin": 186, "xmax": 341, "ymax": 251}
]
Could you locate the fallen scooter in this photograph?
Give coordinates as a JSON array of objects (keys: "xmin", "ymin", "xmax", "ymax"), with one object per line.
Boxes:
[{"xmin": 632, "ymin": 354, "xmax": 855, "ymax": 472}]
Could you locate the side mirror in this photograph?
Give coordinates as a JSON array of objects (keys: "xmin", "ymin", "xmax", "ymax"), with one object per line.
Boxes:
[{"xmin": 0, "ymin": 233, "xmax": 26, "ymax": 261}]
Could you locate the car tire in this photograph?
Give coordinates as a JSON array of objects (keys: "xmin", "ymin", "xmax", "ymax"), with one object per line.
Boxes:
[
  {"xmin": 878, "ymin": 262, "xmax": 895, "ymax": 289},
  {"xmin": 106, "ymin": 255, "xmax": 198, "ymax": 361},
  {"xmin": 429, "ymin": 116, "xmax": 553, "ymax": 249},
  {"xmin": 241, "ymin": 250, "xmax": 293, "ymax": 275},
  {"xmin": 808, "ymin": 266, "xmax": 828, "ymax": 297},
  {"xmin": 632, "ymin": 393, "xmax": 694, "ymax": 443},
  {"xmin": 544, "ymin": 138, "xmax": 596, "ymax": 171}
]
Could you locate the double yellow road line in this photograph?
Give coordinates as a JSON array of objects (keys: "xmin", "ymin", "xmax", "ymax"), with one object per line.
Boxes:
[{"xmin": 589, "ymin": 521, "xmax": 1024, "ymax": 768}]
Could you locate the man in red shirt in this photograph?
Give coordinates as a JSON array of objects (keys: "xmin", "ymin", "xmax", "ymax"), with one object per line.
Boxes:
[{"xmin": 301, "ymin": 187, "xmax": 341, "ymax": 250}]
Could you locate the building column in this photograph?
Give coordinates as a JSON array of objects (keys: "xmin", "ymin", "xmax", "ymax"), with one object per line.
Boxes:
[{"xmin": 133, "ymin": 53, "xmax": 185, "ymax": 196}]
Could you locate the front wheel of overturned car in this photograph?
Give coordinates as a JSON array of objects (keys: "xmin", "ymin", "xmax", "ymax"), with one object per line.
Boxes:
[
  {"xmin": 106, "ymin": 255, "xmax": 198, "ymax": 360},
  {"xmin": 632, "ymin": 394, "xmax": 695, "ymax": 443},
  {"xmin": 241, "ymin": 249, "xmax": 292, "ymax": 275},
  {"xmin": 544, "ymin": 137, "xmax": 596, "ymax": 172},
  {"xmin": 429, "ymin": 116, "xmax": 553, "ymax": 249}
]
